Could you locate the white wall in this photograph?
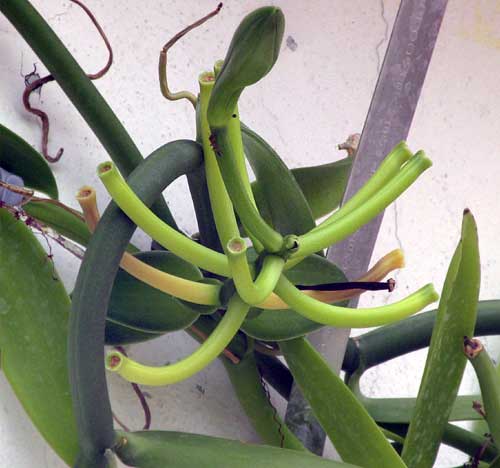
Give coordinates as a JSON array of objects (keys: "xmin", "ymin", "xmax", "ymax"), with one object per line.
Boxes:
[{"xmin": 1, "ymin": 1, "xmax": 499, "ymax": 466}]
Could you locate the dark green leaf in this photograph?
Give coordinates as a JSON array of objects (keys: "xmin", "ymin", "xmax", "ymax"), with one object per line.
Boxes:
[
  {"xmin": 0, "ymin": 123, "xmax": 58, "ymax": 198},
  {"xmin": 242, "ymin": 124, "xmax": 315, "ymax": 236},
  {"xmin": 0, "ymin": 208, "xmax": 77, "ymax": 464},
  {"xmin": 291, "ymin": 157, "xmax": 352, "ymax": 220}
]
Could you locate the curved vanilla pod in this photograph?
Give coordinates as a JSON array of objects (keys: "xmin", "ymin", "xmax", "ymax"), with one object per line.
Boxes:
[
  {"xmin": 76, "ymin": 186, "xmax": 221, "ymax": 306},
  {"xmin": 465, "ymin": 339, "xmax": 500, "ymax": 449},
  {"xmin": 207, "ymin": 8, "xmax": 286, "ymax": 252},
  {"xmin": 105, "ymin": 294, "xmax": 249, "ymax": 386},
  {"xmin": 313, "ymin": 141, "xmax": 411, "ymax": 231},
  {"xmin": 70, "ymin": 140, "xmax": 203, "ymax": 464},
  {"xmin": 275, "ymin": 275, "xmax": 438, "ymax": 328},
  {"xmin": 98, "ymin": 161, "xmax": 230, "ymax": 277},
  {"xmin": 207, "ymin": 7, "xmax": 284, "ymax": 128},
  {"xmin": 226, "ymin": 237, "xmax": 284, "ymax": 306},
  {"xmin": 199, "ymin": 72, "xmax": 284, "ymax": 302},
  {"xmin": 198, "ymin": 71, "xmax": 240, "ymax": 245},
  {"xmin": 210, "ymin": 124, "xmax": 285, "ymax": 253},
  {"xmin": 402, "ymin": 209, "xmax": 481, "ymax": 467},
  {"xmin": 293, "ymin": 151, "xmax": 432, "ymax": 259},
  {"xmin": 258, "ymin": 248, "xmax": 404, "ymax": 310}
]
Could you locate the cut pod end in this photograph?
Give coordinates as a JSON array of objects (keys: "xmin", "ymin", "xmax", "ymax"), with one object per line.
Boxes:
[{"xmin": 106, "ymin": 351, "xmax": 125, "ymax": 372}]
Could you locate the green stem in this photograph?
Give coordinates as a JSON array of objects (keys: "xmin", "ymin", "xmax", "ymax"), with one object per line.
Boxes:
[
  {"xmin": 105, "ymin": 294, "xmax": 249, "ymax": 386},
  {"xmin": 314, "ymin": 142, "xmax": 411, "ymax": 231},
  {"xmin": 342, "ymin": 300, "xmax": 500, "ymax": 374},
  {"xmin": 98, "ymin": 161, "xmax": 230, "ymax": 277},
  {"xmin": 0, "ymin": 0, "xmax": 176, "ymax": 227},
  {"xmin": 212, "ymin": 126, "xmax": 284, "ymax": 252},
  {"xmin": 226, "ymin": 237, "xmax": 284, "ymax": 305},
  {"xmin": 275, "ymin": 275, "xmax": 438, "ymax": 328},
  {"xmin": 293, "ymin": 152, "xmax": 432, "ymax": 259},
  {"xmin": 198, "ymin": 72, "xmax": 240, "ymax": 246},
  {"xmin": 465, "ymin": 339, "xmax": 500, "ymax": 448}
]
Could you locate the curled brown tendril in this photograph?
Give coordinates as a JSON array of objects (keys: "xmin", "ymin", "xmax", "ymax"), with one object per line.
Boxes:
[
  {"xmin": 22, "ymin": 0, "xmax": 113, "ymax": 163},
  {"xmin": 159, "ymin": 3, "xmax": 223, "ymax": 107}
]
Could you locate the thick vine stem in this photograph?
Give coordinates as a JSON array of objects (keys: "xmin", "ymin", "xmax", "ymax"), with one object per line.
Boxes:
[
  {"xmin": 293, "ymin": 151, "xmax": 432, "ymax": 259},
  {"xmin": 159, "ymin": 3, "xmax": 222, "ymax": 107},
  {"xmin": 98, "ymin": 161, "xmax": 231, "ymax": 277},
  {"xmin": 226, "ymin": 237, "xmax": 284, "ymax": 306},
  {"xmin": 275, "ymin": 276, "xmax": 439, "ymax": 328},
  {"xmin": 76, "ymin": 186, "xmax": 221, "ymax": 306},
  {"xmin": 105, "ymin": 294, "xmax": 249, "ymax": 386}
]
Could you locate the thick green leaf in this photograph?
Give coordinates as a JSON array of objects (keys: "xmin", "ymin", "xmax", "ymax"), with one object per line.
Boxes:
[
  {"xmin": 0, "ymin": 123, "xmax": 58, "ymax": 198},
  {"xmin": 107, "ymin": 251, "xmax": 203, "ymax": 335},
  {"xmin": 402, "ymin": 210, "xmax": 481, "ymax": 467},
  {"xmin": 104, "ymin": 318, "xmax": 163, "ymax": 345},
  {"xmin": 0, "ymin": 208, "xmax": 77, "ymax": 464},
  {"xmin": 241, "ymin": 254, "xmax": 347, "ymax": 341},
  {"xmin": 242, "ymin": 124, "xmax": 315, "ymax": 236},
  {"xmin": 114, "ymin": 430, "xmax": 358, "ymax": 467},
  {"xmin": 281, "ymin": 338, "xmax": 405, "ymax": 468},
  {"xmin": 291, "ymin": 157, "xmax": 352, "ymax": 220}
]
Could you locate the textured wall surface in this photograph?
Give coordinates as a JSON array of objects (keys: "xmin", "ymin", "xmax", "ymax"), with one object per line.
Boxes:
[{"xmin": 1, "ymin": 1, "xmax": 499, "ymax": 466}]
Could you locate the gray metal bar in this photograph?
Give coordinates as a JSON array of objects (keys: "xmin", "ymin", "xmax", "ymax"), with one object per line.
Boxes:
[{"xmin": 285, "ymin": 0, "xmax": 448, "ymax": 454}]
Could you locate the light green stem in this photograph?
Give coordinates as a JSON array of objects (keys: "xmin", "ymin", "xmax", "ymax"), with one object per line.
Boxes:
[
  {"xmin": 98, "ymin": 162, "xmax": 230, "ymax": 277},
  {"xmin": 275, "ymin": 276, "xmax": 439, "ymax": 328},
  {"xmin": 212, "ymin": 126, "xmax": 284, "ymax": 253},
  {"xmin": 199, "ymin": 73, "xmax": 239, "ymax": 245},
  {"xmin": 314, "ymin": 141, "xmax": 412, "ymax": 231},
  {"xmin": 105, "ymin": 295, "xmax": 249, "ymax": 386},
  {"xmin": 466, "ymin": 340, "xmax": 500, "ymax": 449},
  {"xmin": 227, "ymin": 237, "xmax": 284, "ymax": 305},
  {"xmin": 293, "ymin": 151, "xmax": 432, "ymax": 259}
]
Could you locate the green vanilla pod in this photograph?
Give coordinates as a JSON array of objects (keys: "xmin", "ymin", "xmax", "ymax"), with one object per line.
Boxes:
[
  {"xmin": 465, "ymin": 339, "xmax": 500, "ymax": 449},
  {"xmin": 241, "ymin": 253, "xmax": 347, "ymax": 341},
  {"xmin": 402, "ymin": 210, "xmax": 481, "ymax": 468},
  {"xmin": 0, "ymin": 123, "xmax": 58, "ymax": 198},
  {"xmin": 0, "ymin": 208, "xmax": 78, "ymax": 465},
  {"xmin": 113, "ymin": 430, "xmax": 359, "ymax": 468},
  {"xmin": 70, "ymin": 140, "xmax": 203, "ymax": 464},
  {"xmin": 281, "ymin": 338, "xmax": 405, "ymax": 467},
  {"xmin": 207, "ymin": 7, "xmax": 285, "ymax": 128},
  {"xmin": 0, "ymin": 0, "xmax": 176, "ymax": 227},
  {"xmin": 223, "ymin": 351, "xmax": 306, "ymax": 451}
]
